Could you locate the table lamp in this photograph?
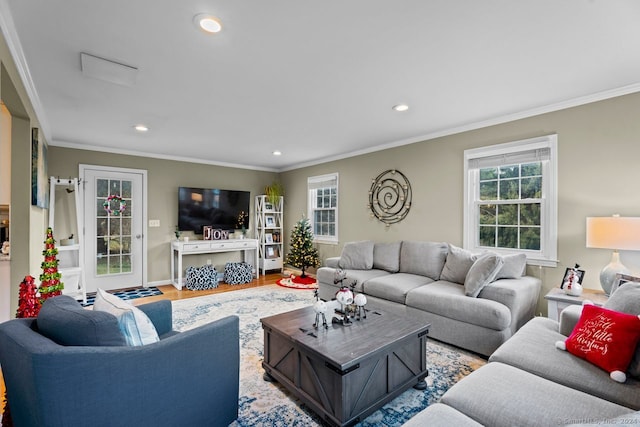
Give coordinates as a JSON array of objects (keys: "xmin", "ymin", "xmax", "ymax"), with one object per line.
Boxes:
[{"xmin": 586, "ymin": 215, "xmax": 640, "ymax": 295}]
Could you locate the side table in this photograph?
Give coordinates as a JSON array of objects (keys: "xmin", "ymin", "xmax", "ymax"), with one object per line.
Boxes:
[{"xmin": 544, "ymin": 287, "xmax": 608, "ymax": 321}]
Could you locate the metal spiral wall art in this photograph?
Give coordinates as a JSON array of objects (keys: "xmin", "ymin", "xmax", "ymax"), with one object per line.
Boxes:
[{"xmin": 368, "ymin": 169, "xmax": 412, "ymax": 226}]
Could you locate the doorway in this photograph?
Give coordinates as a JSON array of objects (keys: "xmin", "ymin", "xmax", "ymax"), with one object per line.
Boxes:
[{"xmin": 81, "ymin": 165, "xmax": 147, "ymax": 292}]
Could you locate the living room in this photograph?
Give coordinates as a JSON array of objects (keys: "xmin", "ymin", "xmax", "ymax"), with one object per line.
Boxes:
[{"xmin": 1, "ymin": 1, "xmax": 640, "ymax": 425}]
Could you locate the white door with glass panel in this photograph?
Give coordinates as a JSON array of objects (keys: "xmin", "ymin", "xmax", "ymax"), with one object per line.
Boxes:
[{"xmin": 82, "ymin": 165, "xmax": 146, "ymax": 292}]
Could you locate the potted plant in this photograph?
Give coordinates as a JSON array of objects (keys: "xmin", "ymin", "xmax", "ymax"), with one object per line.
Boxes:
[{"xmin": 264, "ymin": 181, "xmax": 284, "ymax": 206}]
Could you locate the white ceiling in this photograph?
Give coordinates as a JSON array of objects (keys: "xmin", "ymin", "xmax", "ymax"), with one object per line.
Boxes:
[{"xmin": 2, "ymin": 0, "xmax": 640, "ymax": 172}]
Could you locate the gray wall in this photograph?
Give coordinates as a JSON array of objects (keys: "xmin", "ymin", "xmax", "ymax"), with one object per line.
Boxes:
[
  {"xmin": 281, "ymin": 92, "xmax": 640, "ymax": 315},
  {"xmin": 1, "ymin": 36, "xmax": 47, "ymax": 317},
  {"xmin": 48, "ymin": 147, "xmax": 278, "ymax": 283}
]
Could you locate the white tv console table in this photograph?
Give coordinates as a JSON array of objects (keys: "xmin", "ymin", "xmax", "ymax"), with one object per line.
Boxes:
[{"xmin": 170, "ymin": 239, "xmax": 259, "ymax": 290}]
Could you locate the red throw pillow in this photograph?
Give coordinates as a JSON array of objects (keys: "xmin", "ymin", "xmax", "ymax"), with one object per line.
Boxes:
[{"xmin": 563, "ymin": 304, "xmax": 640, "ymax": 382}]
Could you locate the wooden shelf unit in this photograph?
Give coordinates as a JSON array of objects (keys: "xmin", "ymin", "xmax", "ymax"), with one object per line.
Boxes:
[{"xmin": 255, "ymin": 195, "xmax": 284, "ymax": 275}]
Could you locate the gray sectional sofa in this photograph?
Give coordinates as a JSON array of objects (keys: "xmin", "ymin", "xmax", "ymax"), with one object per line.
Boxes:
[
  {"xmin": 405, "ymin": 282, "xmax": 640, "ymax": 426},
  {"xmin": 317, "ymin": 240, "xmax": 541, "ymax": 357}
]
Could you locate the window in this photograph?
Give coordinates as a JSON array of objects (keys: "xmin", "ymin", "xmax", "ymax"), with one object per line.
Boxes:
[
  {"xmin": 464, "ymin": 135, "xmax": 558, "ymax": 267},
  {"xmin": 308, "ymin": 173, "xmax": 339, "ymax": 243}
]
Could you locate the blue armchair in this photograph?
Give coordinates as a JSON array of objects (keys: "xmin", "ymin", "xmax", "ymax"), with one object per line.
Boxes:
[{"xmin": 0, "ymin": 296, "xmax": 239, "ymax": 427}]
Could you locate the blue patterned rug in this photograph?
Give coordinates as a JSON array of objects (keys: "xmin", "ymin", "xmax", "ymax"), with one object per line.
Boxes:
[
  {"xmin": 172, "ymin": 285, "xmax": 486, "ymax": 426},
  {"xmin": 81, "ymin": 286, "xmax": 163, "ymax": 307}
]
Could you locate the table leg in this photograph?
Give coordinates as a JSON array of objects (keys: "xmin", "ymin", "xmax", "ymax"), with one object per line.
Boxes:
[{"xmin": 263, "ymin": 371, "xmax": 275, "ymax": 382}]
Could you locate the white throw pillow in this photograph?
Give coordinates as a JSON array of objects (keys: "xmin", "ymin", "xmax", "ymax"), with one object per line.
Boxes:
[
  {"xmin": 339, "ymin": 241, "xmax": 374, "ymax": 270},
  {"xmin": 93, "ymin": 289, "xmax": 159, "ymax": 346},
  {"xmin": 440, "ymin": 244, "xmax": 477, "ymax": 285},
  {"xmin": 464, "ymin": 254, "xmax": 504, "ymax": 298},
  {"xmin": 494, "ymin": 253, "xmax": 527, "ymax": 280}
]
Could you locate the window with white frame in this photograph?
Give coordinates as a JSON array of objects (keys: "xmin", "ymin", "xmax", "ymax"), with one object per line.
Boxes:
[
  {"xmin": 308, "ymin": 173, "xmax": 338, "ymax": 243},
  {"xmin": 463, "ymin": 135, "xmax": 558, "ymax": 267}
]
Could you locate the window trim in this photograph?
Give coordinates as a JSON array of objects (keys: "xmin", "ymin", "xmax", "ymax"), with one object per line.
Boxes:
[
  {"xmin": 307, "ymin": 172, "xmax": 339, "ymax": 244},
  {"xmin": 463, "ymin": 135, "xmax": 558, "ymax": 267}
]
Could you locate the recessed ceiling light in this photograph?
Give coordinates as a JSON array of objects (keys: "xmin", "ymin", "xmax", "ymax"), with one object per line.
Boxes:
[
  {"xmin": 134, "ymin": 124, "xmax": 149, "ymax": 132},
  {"xmin": 272, "ymin": 151, "xmax": 282, "ymax": 156},
  {"xmin": 392, "ymin": 104, "xmax": 409, "ymax": 112},
  {"xmin": 194, "ymin": 13, "xmax": 222, "ymax": 34}
]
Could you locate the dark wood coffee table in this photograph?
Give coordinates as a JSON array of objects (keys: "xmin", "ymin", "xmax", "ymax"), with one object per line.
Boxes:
[{"xmin": 261, "ymin": 301, "xmax": 430, "ymax": 426}]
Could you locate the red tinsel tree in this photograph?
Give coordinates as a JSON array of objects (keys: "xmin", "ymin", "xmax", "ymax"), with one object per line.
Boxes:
[
  {"xmin": 38, "ymin": 227, "xmax": 64, "ymax": 302},
  {"xmin": 5, "ymin": 274, "xmax": 41, "ymax": 426},
  {"xmin": 15, "ymin": 275, "xmax": 40, "ymax": 318}
]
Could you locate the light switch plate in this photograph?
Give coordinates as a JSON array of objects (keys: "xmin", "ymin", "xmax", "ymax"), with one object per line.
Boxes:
[{"xmin": 149, "ymin": 219, "xmax": 160, "ymax": 227}]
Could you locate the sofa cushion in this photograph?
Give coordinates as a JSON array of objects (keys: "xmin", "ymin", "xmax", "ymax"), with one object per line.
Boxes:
[
  {"xmin": 605, "ymin": 281, "xmax": 640, "ymax": 379},
  {"xmin": 464, "ymin": 254, "xmax": 504, "ymax": 297},
  {"xmin": 441, "ymin": 362, "xmax": 634, "ymax": 427},
  {"xmin": 364, "ymin": 273, "xmax": 432, "ymax": 304},
  {"xmin": 402, "ymin": 403, "xmax": 483, "ymax": 427},
  {"xmin": 562, "ymin": 304, "xmax": 640, "ymax": 383},
  {"xmin": 490, "ymin": 316, "xmax": 640, "ymax": 410},
  {"xmin": 399, "ymin": 241, "xmax": 448, "ymax": 280},
  {"xmin": 405, "ymin": 281, "xmax": 511, "ymax": 331},
  {"xmin": 494, "ymin": 253, "xmax": 527, "ymax": 280},
  {"xmin": 440, "ymin": 244, "xmax": 477, "ymax": 285},
  {"xmin": 373, "ymin": 241, "xmax": 402, "ymax": 273},
  {"xmin": 316, "ymin": 267, "xmax": 389, "ymax": 293},
  {"xmin": 93, "ymin": 289, "xmax": 159, "ymax": 346},
  {"xmin": 37, "ymin": 295, "xmax": 127, "ymax": 346},
  {"xmin": 339, "ymin": 240, "xmax": 374, "ymax": 270}
]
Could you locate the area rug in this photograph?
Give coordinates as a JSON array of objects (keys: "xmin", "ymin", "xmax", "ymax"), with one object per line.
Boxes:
[
  {"xmin": 81, "ymin": 286, "xmax": 163, "ymax": 307},
  {"xmin": 172, "ymin": 285, "xmax": 485, "ymax": 426},
  {"xmin": 276, "ymin": 274, "xmax": 318, "ymax": 290}
]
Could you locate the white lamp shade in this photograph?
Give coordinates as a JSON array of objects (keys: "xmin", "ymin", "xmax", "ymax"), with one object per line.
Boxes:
[{"xmin": 586, "ymin": 217, "xmax": 640, "ymax": 250}]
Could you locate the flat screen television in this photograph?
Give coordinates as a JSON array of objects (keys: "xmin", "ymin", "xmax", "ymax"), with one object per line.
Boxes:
[{"xmin": 178, "ymin": 187, "xmax": 250, "ymax": 233}]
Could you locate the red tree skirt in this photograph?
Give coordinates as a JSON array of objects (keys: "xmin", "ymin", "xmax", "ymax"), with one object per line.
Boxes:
[{"xmin": 276, "ymin": 275, "xmax": 318, "ymax": 290}]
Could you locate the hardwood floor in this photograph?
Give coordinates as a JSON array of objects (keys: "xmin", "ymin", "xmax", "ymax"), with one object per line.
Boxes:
[{"xmin": 130, "ymin": 272, "xmax": 285, "ymax": 305}]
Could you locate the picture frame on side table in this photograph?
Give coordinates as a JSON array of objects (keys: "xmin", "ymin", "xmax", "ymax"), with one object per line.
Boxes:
[
  {"xmin": 264, "ymin": 202, "xmax": 274, "ymax": 212},
  {"xmin": 559, "ymin": 267, "xmax": 585, "ymax": 288},
  {"xmin": 610, "ymin": 273, "xmax": 640, "ymax": 295},
  {"xmin": 265, "ymin": 215, "xmax": 275, "ymax": 227},
  {"xmin": 265, "ymin": 233, "xmax": 273, "ymax": 244}
]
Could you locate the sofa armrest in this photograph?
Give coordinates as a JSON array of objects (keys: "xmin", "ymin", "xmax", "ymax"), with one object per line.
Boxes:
[
  {"xmin": 559, "ymin": 304, "xmax": 583, "ymax": 336},
  {"xmin": 478, "ymin": 276, "xmax": 541, "ymax": 333},
  {"xmin": 137, "ymin": 299, "xmax": 173, "ymax": 336},
  {"xmin": 0, "ymin": 314, "xmax": 240, "ymax": 427},
  {"xmin": 325, "ymin": 257, "xmax": 341, "ymax": 268}
]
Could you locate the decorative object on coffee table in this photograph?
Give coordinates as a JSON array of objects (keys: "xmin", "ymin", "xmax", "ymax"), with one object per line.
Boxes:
[
  {"xmin": 368, "ymin": 169, "xmax": 412, "ymax": 226},
  {"xmin": 332, "ymin": 268, "xmax": 366, "ymax": 323},
  {"xmin": 312, "ymin": 289, "xmax": 328, "ymax": 329},
  {"xmin": 586, "ymin": 215, "xmax": 640, "ymax": 295}
]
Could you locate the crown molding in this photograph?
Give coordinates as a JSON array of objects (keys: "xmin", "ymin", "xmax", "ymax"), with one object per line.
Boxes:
[
  {"xmin": 50, "ymin": 139, "xmax": 280, "ymax": 173},
  {"xmin": 0, "ymin": 0, "xmax": 51, "ymax": 143},
  {"xmin": 280, "ymin": 83, "xmax": 640, "ymax": 172}
]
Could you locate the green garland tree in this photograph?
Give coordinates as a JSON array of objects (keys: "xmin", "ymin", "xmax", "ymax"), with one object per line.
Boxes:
[
  {"xmin": 39, "ymin": 227, "xmax": 64, "ymax": 301},
  {"xmin": 285, "ymin": 216, "xmax": 320, "ymax": 278}
]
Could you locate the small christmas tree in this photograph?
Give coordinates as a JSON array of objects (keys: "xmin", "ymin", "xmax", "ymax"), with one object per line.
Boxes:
[
  {"xmin": 6, "ymin": 274, "xmax": 41, "ymax": 425},
  {"xmin": 285, "ymin": 216, "xmax": 320, "ymax": 278},
  {"xmin": 38, "ymin": 227, "xmax": 64, "ymax": 301},
  {"xmin": 16, "ymin": 275, "xmax": 40, "ymax": 318}
]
